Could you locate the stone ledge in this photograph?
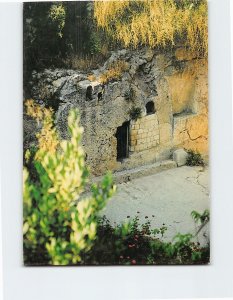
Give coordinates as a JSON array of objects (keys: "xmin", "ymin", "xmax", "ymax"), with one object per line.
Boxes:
[{"xmin": 89, "ymin": 160, "xmax": 177, "ymax": 187}]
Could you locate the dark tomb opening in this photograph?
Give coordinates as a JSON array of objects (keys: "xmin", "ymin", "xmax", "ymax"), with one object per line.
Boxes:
[
  {"xmin": 116, "ymin": 121, "xmax": 130, "ymax": 161},
  {"xmin": 146, "ymin": 101, "xmax": 155, "ymax": 115},
  {"xmin": 86, "ymin": 85, "xmax": 93, "ymax": 101}
]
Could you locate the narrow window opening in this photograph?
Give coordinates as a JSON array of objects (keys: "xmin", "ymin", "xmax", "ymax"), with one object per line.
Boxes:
[
  {"xmin": 115, "ymin": 121, "xmax": 130, "ymax": 161},
  {"xmin": 146, "ymin": 101, "xmax": 155, "ymax": 115}
]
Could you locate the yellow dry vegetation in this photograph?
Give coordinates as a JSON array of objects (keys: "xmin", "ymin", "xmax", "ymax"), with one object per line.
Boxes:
[
  {"xmin": 94, "ymin": 0, "xmax": 208, "ymax": 57},
  {"xmin": 87, "ymin": 74, "xmax": 97, "ymax": 82},
  {"xmin": 25, "ymin": 99, "xmax": 59, "ymax": 159},
  {"xmin": 99, "ymin": 60, "xmax": 129, "ymax": 84}
]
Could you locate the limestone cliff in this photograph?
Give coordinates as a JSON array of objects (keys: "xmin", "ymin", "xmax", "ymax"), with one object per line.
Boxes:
[{"xmin": 24, "ymin": 47, "xmax": 208, "ymax": 176}]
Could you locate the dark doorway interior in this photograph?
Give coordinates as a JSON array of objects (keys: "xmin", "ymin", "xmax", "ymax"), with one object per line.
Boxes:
[
  {"xmin": 146, "ymin": 101, "xmax": 155, "ymax": 115},
  {"xmin": 116, "ymin": 121, "xmax": 130, "ymax": 161}
]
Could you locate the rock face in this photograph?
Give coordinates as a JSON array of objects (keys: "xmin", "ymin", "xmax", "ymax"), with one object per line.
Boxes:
[
  {"xmin": 25, "ymin": 47, "xmax": 208, "ymax": 176},
  {"xmin": 173, "ymin": 149, "xmax": 188, "ymax": 167}
]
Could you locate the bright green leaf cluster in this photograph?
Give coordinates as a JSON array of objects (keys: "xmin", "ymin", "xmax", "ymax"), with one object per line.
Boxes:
[
  {"xmin": 23, "ymin": 108, "xmax": 116, "ymax": 265},
  {"xmin": 49, "ymin": 4, "xmax": 66, "ymax": 38}
]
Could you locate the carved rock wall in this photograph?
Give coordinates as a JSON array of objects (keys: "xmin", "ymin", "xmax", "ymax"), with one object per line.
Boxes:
[{"xmin": 27, "ymin": 47, "xmax": 208, "ymax": 176}]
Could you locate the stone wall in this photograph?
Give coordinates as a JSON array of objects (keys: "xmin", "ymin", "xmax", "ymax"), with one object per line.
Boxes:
[
  {"xmin": 130, "ymin": 114, "xmax": 160, "ymax": 152},
  {"xmin": 26, "ymin": 47, "xmax": 208, "ymax": 176}
]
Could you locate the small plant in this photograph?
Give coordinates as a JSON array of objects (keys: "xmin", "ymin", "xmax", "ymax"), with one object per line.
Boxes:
[
  {"xmin": 191, "ymin": 209, "xmax": 210, "ymax": 237},
  {"xmin": 83, "ymin": 214, "xmax": 209, "ymax": 265},
  {"xmin": 161, "ymin": 232, "xmax": 208, "ymax": 263},
  {"xmin": 191, "ymin": 209, "xmax": 210, "ymax": 224},
  {"xmin": 124, "ymin": 87, "xmax": 135, "ymax": 101},
  {"xmin": 129, "ymin": 107, "xmax": 142, "ymax": 120},
  {"xmin": 186, "ymin": 149, "xmax": 205, "ymax": 166},
  {"xmin": 99, "ymin": 60, "xmax": 129, "ymax": 84}
]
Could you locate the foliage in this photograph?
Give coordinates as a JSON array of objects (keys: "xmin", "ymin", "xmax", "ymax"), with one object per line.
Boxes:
[
  {"xmin": 89, "ymin": 32, "xmax": 102, "ymax": 55},
  {"xmin": 23, "ymin": 1, "xmax": 109, "ymax": 94},
  {"xmin": 129, "ymin": 107, "xmax": 142, "ymax": 120},
  {"xmin": 191, "ymin": 209, "xmax": 210, "ymax": 237},
  {"xmin": 94, "ymin": 0, "xmax": 208, "ymax": 57},
  {"xmin": 25, "ymin": 99, "xmax": 59, "ymax": 160},
  {"xmin": 186, "ymin": 149, "xmax": 205, "ymax": 166},
  {"xmin": 83, "ymin": 215, "xmax": 209, "ymax": 265},
  {"xmin": 124, "ymin": 87, "xmax": 135, "ymax": 101},
  {"xmin": 62, "ymin": 54, "xmax": 97, "ymax": 71},
  {"xmin": 99, "ymin": 60, "xmax": 129, "ymax": 84},
  {"xmin": 23, "ymin": 104, "xmax": 116, "ymax": 265},
  {"xmin": 191, "ymin": 209, "xmax": 210, "ymax": 224},
  {"xmin": 49, "ymin": 4, "xmax": 66, "ymax": 38}
]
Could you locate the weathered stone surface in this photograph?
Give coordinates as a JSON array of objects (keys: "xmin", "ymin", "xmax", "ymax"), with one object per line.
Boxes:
[
  {"xmin": 175, "ymin": 47, "xmax": 198, "ymax": 61},
  {"xmin": 90, "ymin": 160, "xmax": 177, "ymax": 186},
  {"xmin": 173, "ymin": 149, "xmax": 188, "ymax": 167},
  {"xmin": 25, "ymin": 47, "xmax": 208, "ymax": 176},
  {"xmin": 101, "ymin": 166, "xmax": 209, "ymax": 247}
]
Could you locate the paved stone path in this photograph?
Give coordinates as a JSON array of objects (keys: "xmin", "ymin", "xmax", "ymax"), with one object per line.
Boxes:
[{"xmin": 101, "ymin": 166, "xmax": 210, "ymax": 246}]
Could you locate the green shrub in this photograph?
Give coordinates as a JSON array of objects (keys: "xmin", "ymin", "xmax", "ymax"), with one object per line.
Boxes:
[
  {"xmin": 191, "ymin": 209, "xmax": 210, "ymax": 224},
  {"xmin": 129, "ymin": 107, "xmax": 142, "ymax": 120},
  {"xmin": 186, "ymin": 149, "xmax": 205, "ymax": 166},
  {"xmin": 83, "ymin": 214, "xmax": 209, "ymax": 265},
  {"xmin": 23, "ymin": 108, "xmax": 115, "ymax": 265},
  {"xmin": 124, "ymin": 87, "xmax": 135, "ymax": 102},
  {"xmin": 89, "ymin": 32, "xmax": 101, "ymax": 55}
]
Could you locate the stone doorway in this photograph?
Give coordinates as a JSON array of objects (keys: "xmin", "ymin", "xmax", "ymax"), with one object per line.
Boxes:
[{"xmin": 116, "ymin": 121, "xmax": 130, "ymax": 161}]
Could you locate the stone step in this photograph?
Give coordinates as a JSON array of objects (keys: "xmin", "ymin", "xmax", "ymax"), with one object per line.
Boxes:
[{"xmin": 89, "ymin": 160, "xmax": 177, "ymax": 187}]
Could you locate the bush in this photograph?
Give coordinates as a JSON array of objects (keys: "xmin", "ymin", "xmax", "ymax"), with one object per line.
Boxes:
[
  {"xmin": 23, "ymin": 102, "xmax": 115, "ymax": 265},
  {"xmin": 129, "ymin": 107, "xmax": 142, "ymax": 120},
  {"xmin": 124, "ymin": 87, "xmax": 135, "ymax": 101},
  {"xmin": 186, "ymin": 149, "xmax": 205, "ymax": 166},
  {"xmin": 83, "ymin": 213, "xmax": 209, "ymax": 265}
]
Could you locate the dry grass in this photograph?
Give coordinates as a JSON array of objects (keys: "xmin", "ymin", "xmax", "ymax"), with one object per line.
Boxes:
[
  {"xmin": 87, "ymin": 74, "xmax": 97, "ymax": 82},
  {"xmin": 94, "ymin": 0, "xmax": 208, "ymax": 57},
  {"xmin": 62, "ymin": 43, "xmax": 111, "ymax": 71},
  {"xmin": 63, "ymin": 55, "xmax": 99, "ymax": 71},
  {"xmin": 99, "ymin": 60, "xmax": 129, "ymax": 84},
  {"xmin": 24, "ymin": 99, "xmax": 59, "ymax": 158}
]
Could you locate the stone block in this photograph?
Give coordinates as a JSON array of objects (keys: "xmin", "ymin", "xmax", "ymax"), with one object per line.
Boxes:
[
  {"xmin": 173, "ymin": 149, "xmax": 188, "ymax": 167},
  {"xmin": 131, "ymin": 139, "xmax": 137, "ymax": 146},
  {"xmin": 131, "ymin": 129, "xmax": 137, "ymax": 135},
  {"xmin": 142, "ymin": 133, "xmax": 147, "ymax": 139},
  {"xmin": 130, "ymin": 146, "xmax": 135, "ymax": 152},
  {"xmin": 138, "ymin": 129, "xmax": 143, "ymax": 134}
]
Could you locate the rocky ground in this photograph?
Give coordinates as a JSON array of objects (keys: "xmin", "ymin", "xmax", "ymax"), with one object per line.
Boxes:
[{"xmin": 100, "ymin": 166, "xmax": 210, "ymax": 246}]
